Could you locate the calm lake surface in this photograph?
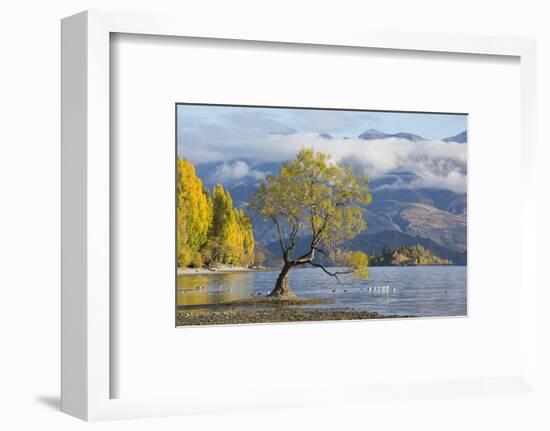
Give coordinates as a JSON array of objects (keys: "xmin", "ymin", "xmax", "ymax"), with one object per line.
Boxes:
[{"xmin": 177, "ymin": 266, "xmax": 467, "ymax": 318}]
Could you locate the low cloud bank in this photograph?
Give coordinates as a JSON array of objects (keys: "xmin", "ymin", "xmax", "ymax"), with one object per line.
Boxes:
[
  {"xmin": 180, "ymin": 128, "xmax": 467, "ymax": 193},
  {"xmin": 210, "ymin": 160, "xmax": 265, "ymax": 183}
]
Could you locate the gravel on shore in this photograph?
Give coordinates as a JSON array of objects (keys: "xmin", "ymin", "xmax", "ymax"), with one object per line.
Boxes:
[{"xmin": 176, "ymin": 308, "xmax": 414, "ymax": 326}]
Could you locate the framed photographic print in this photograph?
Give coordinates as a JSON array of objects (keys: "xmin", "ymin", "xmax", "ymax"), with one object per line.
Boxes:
[{"xmin": 61, "ymin": 10, "xmax": 539, "ymax": 421}]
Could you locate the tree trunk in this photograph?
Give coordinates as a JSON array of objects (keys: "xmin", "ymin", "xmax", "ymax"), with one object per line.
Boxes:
[{"xmin": 268, "ymin": 262, "xmax": 294, "ymax": 297}]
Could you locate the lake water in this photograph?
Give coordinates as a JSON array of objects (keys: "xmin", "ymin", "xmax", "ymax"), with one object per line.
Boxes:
[{"xmin": 177, "ymin": 266, "xmax": 467, "ymax": 318}]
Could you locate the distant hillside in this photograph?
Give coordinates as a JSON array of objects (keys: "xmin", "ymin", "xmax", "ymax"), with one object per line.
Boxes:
[
  {"xmin": 215, "ymin": 172, "xmax": 468, "ymax": 254},
  {"xmin": 347, "ymin": 229, "xmax": 467, "ymax": 265},
  {"xmin": 358, "ymin": 128, "xmax": 427, "ymax": 142},
  {"xmin": 253, "ymin": 242, "xmax": 281, "ymax": 268},
  {"xmin": 365, "ymin": 200, "xmax": 467, "ymax": 253},
  {"xmin": 264, "ymin": 229, "xmax": 466, "ymax": 268},
  {"xmin": 370, "ymin": 244, "xmax": 452, "ymax": 266},
  {"xmin": 443, "ymin": 130, "xmax": 467, "ymax": 143}
]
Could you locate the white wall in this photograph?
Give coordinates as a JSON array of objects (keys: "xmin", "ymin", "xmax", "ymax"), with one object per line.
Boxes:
[{"xmin": 0, "ymin": 1, "xmax": 548, "ymax": 430}]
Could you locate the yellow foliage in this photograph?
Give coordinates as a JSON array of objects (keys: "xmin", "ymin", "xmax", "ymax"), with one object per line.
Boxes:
[
  {"xmin": 210, "ymin": 184, "xmax": 255, "ymax": 265},
  {"xmin": 346, "ymin": 251, "xmax": 369, "ymax": 279},
  {"xmin": 177, "ymin": 158, "xmax": 212, "ymax": 253},
  {"xmin": 251, "ymin": 147, "xmax": 372, "ymax": 285},
  {"xmin": 177, "ymin": 158, "xmax": 255, "ymax": 268},
  {"xmin": 189, "ymin": 251, "xmax": 203, "ymax": 268}
]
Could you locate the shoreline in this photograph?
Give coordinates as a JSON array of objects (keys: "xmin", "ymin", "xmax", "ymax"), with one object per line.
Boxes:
[
  {"xmin": 177, "ymin": 265, "xmax": 270, "ymax": 275},
  {"xmin": 178, "ymin": 264, "xmax": 465, "ymax": 276},
  {"xmin": 369, "ymin": 263, "xmax": 464, "ymax": 267},
  {"xmin": 176, "ymin": 307, "xmax": 414, "ymax": 326}
]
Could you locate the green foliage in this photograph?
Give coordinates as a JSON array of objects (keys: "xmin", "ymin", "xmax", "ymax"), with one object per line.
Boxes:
[
  {"xmin": 189, "ymin": 251, "xmax": 203, "ymax": 268},
  {"xmin": 211, "ymin": 184, "xmax": 233, "ymax": 239},
  {"xmin": 370, "ymin": 244, "xmax": 452, "ymax": 266},
  {"xmin": 178, "ymin": 245, "xmax": 194, "ymax": 268},
  {"xmin": 177, "ymin": 158, "xmax": 255, "ymax": 268},
  {"xmin": 251, "ymin": 147, "xmax": 372, "ymax": 283},
  {"xmin": 200, "ymin": 238, "xmax": 223, "ymax": 266}
]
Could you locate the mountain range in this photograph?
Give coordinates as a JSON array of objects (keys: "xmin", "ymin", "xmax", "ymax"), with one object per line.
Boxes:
[
  {"xmin": 358, "ymin": 128, "xmax": 427, "ymax": 142},
  {"xmin": 194, "ymin": 128, "xmax": 468, "ymax": 265}
]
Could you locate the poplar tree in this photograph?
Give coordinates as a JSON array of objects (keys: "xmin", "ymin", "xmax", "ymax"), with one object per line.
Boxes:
[
  {"xmin": 176, "ymin": 158, "xmax": 213, "ymax": 267},
  {"xmin": 177, "ymin": 158, "xmax": 256, "ymax": 268}
]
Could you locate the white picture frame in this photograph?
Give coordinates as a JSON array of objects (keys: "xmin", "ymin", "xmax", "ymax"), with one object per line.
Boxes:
[{"xmin": 61, "ymin": 9, "xmax": 538, "ymax": 421}]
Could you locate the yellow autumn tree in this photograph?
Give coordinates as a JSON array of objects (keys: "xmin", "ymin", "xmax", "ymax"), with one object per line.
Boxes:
[
  {"xmin": 177, "ymin": 158, "xmax": 213, "ymax": 267},
  {"xmin": 177, "ymin": 159, "xmax": 255, "ymax": 268},
  {"xmin": 205, "ymin": 184, "xmax": 255, "ymax": 266},
  {"xmin": 235, "ymin": 209, "xmax": 255, "ymax": 265}
]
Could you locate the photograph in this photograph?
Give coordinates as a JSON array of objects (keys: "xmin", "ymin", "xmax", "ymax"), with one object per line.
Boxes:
[{"xmin": 176, "ymin": 104, "xmax": 467, "ymax": 326}]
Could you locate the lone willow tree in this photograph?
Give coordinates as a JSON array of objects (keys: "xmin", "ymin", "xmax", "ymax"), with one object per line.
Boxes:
[{"xmin": 251, "ymin": 147, "xmax": 372, "ymax": 297}]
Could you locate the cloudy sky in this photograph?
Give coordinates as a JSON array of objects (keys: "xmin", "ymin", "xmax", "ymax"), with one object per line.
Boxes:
[{"xmin": 176, "ymin": 104, "xmax": 468, "ymax": 192}]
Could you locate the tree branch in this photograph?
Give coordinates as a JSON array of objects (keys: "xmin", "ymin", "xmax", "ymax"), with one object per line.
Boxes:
[
  {"xmin": 310, "ymin": 205, "xmax": 317, "ymax": 237},
  {"xmin": 288, "ymin": 215, "xmax": 300, "ymax": 253},
  {"xmin": 292, "ymin": 253, "xmax": 313, "ymax": 264},
  {"xmin": 310, "ymin": 212, "xmax": 330, "ymax": 248},
  {"xmin": 307, "ymin": 261, "xmax": 353, "ymax": 284},
  {"xmin": 312, "ymin": 245, "xmax": 330, "ymax": 260},
  {"xmin": 272, "ymin": 216, "xmax": 287, "ymax": 257}
]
